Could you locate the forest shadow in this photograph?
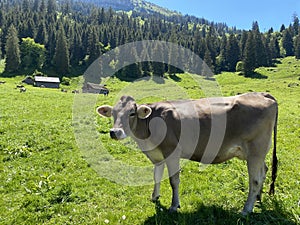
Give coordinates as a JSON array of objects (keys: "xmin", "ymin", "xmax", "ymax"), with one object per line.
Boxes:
[
  {"xmin": 115, "ymin": 74, "xmax": 151, "ymax": 82},
  {"xmin": 0, "ymin": 66, "xmax": 85, "ymax": 78},
  {"xmin": 142, "ymin": 200, "xmax": 297, "ymax": 225},
  {"xmin": 244, "ymin": 71, "xmax": 268, "ymax": 79}
]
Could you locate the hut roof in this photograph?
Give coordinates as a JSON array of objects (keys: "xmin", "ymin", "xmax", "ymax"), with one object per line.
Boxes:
[
  {"xmin": 35, "ymin": 76, "xmax": 60, "ymax": 83},
  {"xmin": 86, "ymin": 82, "xmax": 106, "ymax": 90}
]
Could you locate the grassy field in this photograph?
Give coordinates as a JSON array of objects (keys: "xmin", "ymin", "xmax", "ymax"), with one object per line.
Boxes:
[{"xmin": 0, "ymin": 57, "xmax": 299, "ymax": 225}]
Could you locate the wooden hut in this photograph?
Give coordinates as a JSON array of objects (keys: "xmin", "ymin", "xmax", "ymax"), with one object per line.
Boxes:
[
  {"xmin": 82, "ymin": 82, "xmax": 109, "ymax": 95},
  {"xmin": 22, "ymin": 76, "xmax": 35, "ymax": 85},
  {"xmin": 34, "ymin": 76, "xmax": 60, "ymax": 88}
]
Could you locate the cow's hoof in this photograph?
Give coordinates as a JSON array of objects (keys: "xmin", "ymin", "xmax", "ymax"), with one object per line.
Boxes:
[
  {"xmin": 151, "ymin": 195, "xmax": 160, "ymax": 202},
  {"xmin": 168, "ymin": 205, "xmax": 180, "ymax": 213},
  {"xmin": 240, "ymin": 210, "xmax": 251, "ymax": 216}
]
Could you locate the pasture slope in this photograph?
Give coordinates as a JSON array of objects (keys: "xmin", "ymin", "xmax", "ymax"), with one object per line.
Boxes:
[{"xmin": 0, "ymin": 57, "xmax": 299, "ymax": 225}]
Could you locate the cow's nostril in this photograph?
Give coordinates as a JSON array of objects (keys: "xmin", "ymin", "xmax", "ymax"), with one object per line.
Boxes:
[{"xmin": 110, "ymin": 130, "xmax": 117, "ymax": 139}]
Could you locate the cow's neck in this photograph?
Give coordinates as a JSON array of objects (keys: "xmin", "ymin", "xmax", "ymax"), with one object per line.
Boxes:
[{"xmin": 131, "ymin": 117, "xmax": 151, "ymax": 140}]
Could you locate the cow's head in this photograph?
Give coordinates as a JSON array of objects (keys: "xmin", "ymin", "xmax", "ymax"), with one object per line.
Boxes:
[{"xmin": 96, "ymin": 96, "xmax": 152, "ymax": 140}]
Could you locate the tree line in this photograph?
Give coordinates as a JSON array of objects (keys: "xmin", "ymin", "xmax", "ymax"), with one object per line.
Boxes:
[{"xmin": 0, "ymin": 0, "xmax": 300, "ymax": 78}]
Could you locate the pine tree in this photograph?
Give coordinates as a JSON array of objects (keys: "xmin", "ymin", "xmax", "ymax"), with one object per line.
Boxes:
[
  {"xmin": 167, "ymin": 50, "xmax": 180, "ymax": 75},
  {"xmin": 250, "ymin": 22, "xmax": 268, "ymax": 67},
  {"xmin": 243, "ymin": 32, "xmax": 256, "ymax": 76},
  {"xmin": 70, "ymin": 27, "xmax": 84, "ymax": 66},
  {"xmin": 252, "ymin": 21, "xmax": 260, "ymax": 32},
  {"xmin": 239, "ymin": 31, "xmax": 248, "ymax": 58},
  {"xmin": 192, "ymin": 29, "xmax": 202, "ymax": 56},
  {"xmin": 253, "ymin": 30, "xmax": 268, "ymax": 67},
  {"xmin": 40, "ymin": 0, "xmax": 46, "ymax": 14},
  {"xmin": 33, "ymin": 0, "xmax": 40, "ymax": 12},
  {"xmin": 140, "ymin": 47, "xmax": 152, "ymax": 77},
  {"xmin": 225, "ymin": 34, "xmax": 240, "ymax": 71},
  {"xmin": 45, "ymin": 25, "xmax": 56, "ymax": 67},
  {"xmin": 53, "ymin": 24, "xmax": 70, "ymax": 76},
  {"xmin": 22, "ymin": 0, "xmax": 30, "ymax": 12},
  {"xmin": 264, "ymin": 35, "xmax": 273, "ymax": 66},
  {"xmin": 280, "ymin": 24, "xmax": 286, "ymax": 32},
  {"xmin": 87, "ymin": 27, "xmax": 102, "ymax": 64},
  {"xmin": 21, "ymin": 18, "xmax": 36, "ymax": 39},
  {"xmin": 203, "ymin": 45, "xmax": 214, "ymax": 76},
  {"xmin": 151, "ymin": 42, "xmax": 165, "ymax": 77},
  {"xmin": 215, "ymin": 35, "xmax": 227, "ymax": 73},
  {"xmin": 0, "ymin": 8, "xmax": 5, "ymax": 28},
  {"xmin": 294, "ymin": 34, "xmax": 300, "ymax": 59},
  {"xmin": 62, "ymin": 0, "xmax": 71, "ymax": 15},
  {"xmin": 47, "ymin": 0, "xmax": 57, "ymax": 14},
  {"xmin": 292, "ymin": 14, "xmax": 299, "ymax": 36},
  {"xmin": 282, "ymin": 29, "xmax": 294, "ymax": 56},
  {"xmin": 168, "ymin": 30, "xmax": 180, "ymax": 74},
  {"xmin": 269, "ymin": 36, "xmax": 281, "ymax": 59},
  {"xmin": 0, "ymin": 31, "xmax": 2, "ymax": 59},
  {"xmin": 35, "ymin": 21, "xmax": 48, "ymax": 45},
  {"xmin": 4, "ymin": 25, "xmax": 21, "ymax": 73},
  {"xmin": 205, "ymin": 27, "xmax": 217, "ymax": 69}
]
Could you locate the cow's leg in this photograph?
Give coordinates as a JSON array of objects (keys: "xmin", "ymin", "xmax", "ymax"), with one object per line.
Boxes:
[
  {"xmin": 242, "ymin": 156, "xmax": 266, "ymax": 215},
  {"xmin": 166, "ymin": 158, "xmax": 181, "ymax": 212},
  {"xmin": 256, "ymin": 162, "xmax": 268, "ymax": 202},
  {"xmin": 152, "ymin": 162, "xmax": 165, "ymax": 202}
]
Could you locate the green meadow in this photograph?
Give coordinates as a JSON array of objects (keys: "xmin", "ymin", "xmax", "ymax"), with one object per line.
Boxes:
[{"xmin": 0, "ymin": 57, "xmax": 299, "ymax": 224}]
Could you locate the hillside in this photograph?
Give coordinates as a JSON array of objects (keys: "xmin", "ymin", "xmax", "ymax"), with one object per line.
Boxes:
[
  {"xmin": 82, "ymin": 0, "xmax": 180, "ymax": 16},
  {"xmin": 0, "ymin": 0, "xmax": 299, "ymax": 79}
]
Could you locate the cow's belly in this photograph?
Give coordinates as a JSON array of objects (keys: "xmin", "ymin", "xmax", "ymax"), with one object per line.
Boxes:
[
  {"xmin": 211, "ymin": 145, "xmax": 246, "ymax": 163},
  {"xmin": 187, "ymin": 144, "xmax": 246, "ymax": 164}
]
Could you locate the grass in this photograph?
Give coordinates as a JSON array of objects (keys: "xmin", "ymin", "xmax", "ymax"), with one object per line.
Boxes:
[{"xmin": 0, "ymin": 57, "xmax": 299, "ymax": 224}]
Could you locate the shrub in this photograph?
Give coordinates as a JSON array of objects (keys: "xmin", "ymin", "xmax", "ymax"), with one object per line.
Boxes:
[
  {"xmin": 235, "ymin": 61, "xmax": 244, "ymax": 73},
  {"xmin": 61, "ymin": 77, "xmax": 71, "ymax": 86}
]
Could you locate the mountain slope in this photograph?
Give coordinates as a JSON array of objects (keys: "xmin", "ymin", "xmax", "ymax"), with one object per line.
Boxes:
[{"xmin": 81, "ymin": 0, "xmax": 180, "ymax": 16}]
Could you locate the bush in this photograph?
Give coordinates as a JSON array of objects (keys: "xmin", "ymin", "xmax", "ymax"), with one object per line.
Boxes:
[
  {"xmin": 235, "ymin": 61, "xmax": 244, "ymax": 73},
  {"xmin": 61, "ymin": 77, "xmax": 71, "ymax": 86}
]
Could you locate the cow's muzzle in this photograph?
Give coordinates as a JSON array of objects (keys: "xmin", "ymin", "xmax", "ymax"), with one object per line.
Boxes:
[{"xmin": 110, "ymin": 128, "xmax": 127, "ymax": 140}]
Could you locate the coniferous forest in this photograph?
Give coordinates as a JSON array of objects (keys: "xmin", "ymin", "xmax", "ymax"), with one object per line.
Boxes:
[{"xmin": 0, "ymin": 0, "xmax": 300, "ymax": 78}]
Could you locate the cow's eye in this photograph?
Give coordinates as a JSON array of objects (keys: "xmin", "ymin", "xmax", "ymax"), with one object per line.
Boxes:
[{"xmin": 129, "ymin": 112, "xmax": 136, "ymax": 117}]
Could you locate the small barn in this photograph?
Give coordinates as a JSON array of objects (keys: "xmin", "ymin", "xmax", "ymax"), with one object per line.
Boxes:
[
  {"xmin": 22, "ymin": 76, "xmax": 35, "ymax": 85},
  {"xmin": 34, "ymin": 76, "xmax": 60, "ymax": 88},
  {"xmin": 82, "ymin": 82, "xmax": 109, "ymax": 95}
]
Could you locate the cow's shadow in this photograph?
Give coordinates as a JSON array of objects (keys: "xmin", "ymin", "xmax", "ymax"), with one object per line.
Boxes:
[{"xmin": 142, "ymin": 200, "xmax": 297, "ymax": 225}]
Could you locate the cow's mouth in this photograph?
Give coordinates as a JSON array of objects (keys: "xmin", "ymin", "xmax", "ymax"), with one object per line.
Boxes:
[{"xmin": 110, "ymin": 128, "xmax": 127, "ymax": 140}]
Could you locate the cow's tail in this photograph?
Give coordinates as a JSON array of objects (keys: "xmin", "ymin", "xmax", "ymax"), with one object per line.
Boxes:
[{"xmin": 269, "ymin": 105, "xmax": 278, "ymax": 195}]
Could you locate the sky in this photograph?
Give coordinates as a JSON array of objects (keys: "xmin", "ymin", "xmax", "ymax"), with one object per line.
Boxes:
[{"xmin": 147, "ymin": 0, "xmax": 300, "ymax": 31}]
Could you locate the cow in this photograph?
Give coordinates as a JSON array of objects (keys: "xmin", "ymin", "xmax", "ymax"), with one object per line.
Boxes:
[
  {"xmin": 72, "ymin": 90, "xmax": 80, "ymax": 94},
  {"xmin": 96, "ymin": 92, "xmax": 278, "ymax": 215},
  {"xmin": 99, "ymin": 87, "xmax": 109, "ymax": 96},
  {"xmin": 19, "ymin": 87, "xmax": 26, "ymax": 93},
  {"xmin": 16, "ymin": 85, "xmax": 24, "ymax": 88}
]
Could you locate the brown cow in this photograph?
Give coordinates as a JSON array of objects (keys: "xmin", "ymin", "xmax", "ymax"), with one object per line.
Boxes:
[{"xmin": 96, "ymin": 92, "xmax": 278, "ymax": 215}]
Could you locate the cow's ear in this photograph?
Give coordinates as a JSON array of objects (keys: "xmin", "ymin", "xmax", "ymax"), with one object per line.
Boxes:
[
  {"xmin": 96, "ymin": 105, "xmax": 112, "ymax": 117},
  {"xmin": 137, "ymin": 105, "xmax": 152, "ymax": 119}
]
